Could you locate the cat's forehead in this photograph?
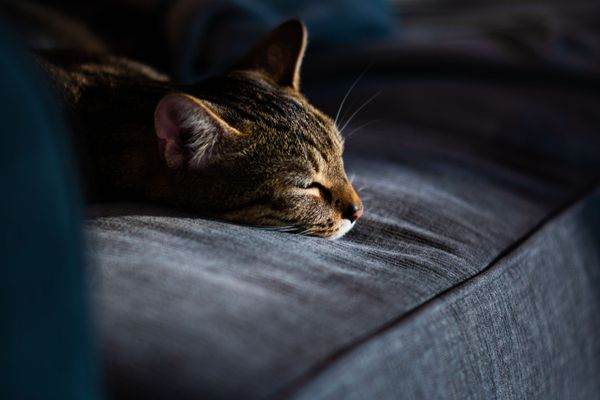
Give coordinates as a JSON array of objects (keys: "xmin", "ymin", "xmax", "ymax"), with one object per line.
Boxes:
[{"xmin": 194, "ymin": 73, "xmax": 343, "ymax": 147}]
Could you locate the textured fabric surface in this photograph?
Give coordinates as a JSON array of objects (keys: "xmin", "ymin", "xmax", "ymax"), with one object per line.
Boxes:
[
  {"xmin": 86, "ymin": 61, "xmax": 600, "ymax": 398},
  {"xmin": 85, "ymin": 10, "xmax": 600, "ymax": 398},
  {"xmin": 290, "ymin": 190, "xmax": 600, "ymax": 400}
]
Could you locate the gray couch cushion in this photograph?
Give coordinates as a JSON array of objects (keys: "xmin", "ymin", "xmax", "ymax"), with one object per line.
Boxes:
[
  {"xmin": 86, "ymin": 54, "xmax": 600, "ymax": 399},
  {"xmin": 290, "ymin": 190, "xmax": 600, "ymax": 400}
]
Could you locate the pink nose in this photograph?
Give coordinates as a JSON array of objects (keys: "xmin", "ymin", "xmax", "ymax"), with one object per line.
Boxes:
[{"xmin": 342, "ymin": 203, "xmax": 363, "ymax": 222}]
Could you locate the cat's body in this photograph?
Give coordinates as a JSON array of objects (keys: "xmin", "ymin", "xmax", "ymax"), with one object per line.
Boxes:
[
  {"xmin": 33, "ymin": 19, "xmax": 364, "ymax": 238},
  {"xmin": 37, "ymin": 51, "xmax": 169, "ymax": 200}
]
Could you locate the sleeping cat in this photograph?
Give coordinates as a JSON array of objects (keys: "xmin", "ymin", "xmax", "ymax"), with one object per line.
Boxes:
[{"xmin": 39, "ymin": 20, "xmax": 364, "ymax": 239}]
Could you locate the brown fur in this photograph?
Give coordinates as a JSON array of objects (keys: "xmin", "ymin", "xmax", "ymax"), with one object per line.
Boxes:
[{"xmin": 39, "ymin": 20, "xmax": 363, "ymax": 239}]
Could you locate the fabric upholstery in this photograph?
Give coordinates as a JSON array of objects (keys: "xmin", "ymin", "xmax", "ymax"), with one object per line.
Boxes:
[
  {"xmin": 291, "ymin": 190, "xmax": 600, "ymax": 400},
  {"xmin": 84, "ymin": 4, "xmax": 600, "ymax": 398},
  {"xmin": 86, "ymin": 54, "xmax": 600, "ymax": 398},
  {"xmin": 0, "ymin": 23, "xmax": 100, "ymax": 400}
]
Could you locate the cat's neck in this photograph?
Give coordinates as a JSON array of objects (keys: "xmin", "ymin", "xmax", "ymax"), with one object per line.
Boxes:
[{"xmin": 73, "ymin": 84, "xmax": 171, "ymax": 202}]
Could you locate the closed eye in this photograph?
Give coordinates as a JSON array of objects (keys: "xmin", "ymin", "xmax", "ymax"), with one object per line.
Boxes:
[{"xmin": 306, "ymin": 182, "xmax": 332, "ymax": 202}]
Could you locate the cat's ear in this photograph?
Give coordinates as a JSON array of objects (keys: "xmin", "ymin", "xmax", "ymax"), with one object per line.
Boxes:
[
  {"xmin": 154, "ymin": 93, "xmax": 241, "ymax": 169},
  {"xmin": 235, "ymin": 19, "xmax": 307, "ymax": 90}
]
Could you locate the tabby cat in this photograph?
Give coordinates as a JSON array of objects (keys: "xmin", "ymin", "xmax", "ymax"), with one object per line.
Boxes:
[{"xmin": 40, "ymin": 20, "xmax": 363, "ymax": 239}]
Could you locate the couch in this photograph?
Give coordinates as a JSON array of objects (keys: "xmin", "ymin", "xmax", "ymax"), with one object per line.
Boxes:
[
  {"xmin": 3, "ymin": 1, "xmax": 599, "ymax": 399},
  {"xmin": 86, "ymin": 6, "xmax": 600, "ymax": 398}
]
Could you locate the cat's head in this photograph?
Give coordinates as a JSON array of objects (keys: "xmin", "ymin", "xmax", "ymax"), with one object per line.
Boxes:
[{"xmin": 153, "ymin": 20, "xmax": 363, "ymax": 239}]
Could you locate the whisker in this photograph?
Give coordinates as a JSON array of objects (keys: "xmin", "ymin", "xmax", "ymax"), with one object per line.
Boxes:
[
  {"xmin": 343, "ymin": 119, "xmax": 381, "ymax": 140},
  {"xmin": 268, "ymin": 227, "xmax": 305, "ymax": 234},
  {"xmin": 276, "ymin": 226, "xmax": 299, "ymax": 232},
  {"xmin": 337, "ymin": 96, "xmax": 361, "ymax": 132},
  {"xmin": 339, "ymin": 90, "xmax": 382, "ymax": 135},
  {"xmin": 255, "ymin": 225, "xmax": 294, "ymax": 231},
  {"xmin": 334, "ymin": 65, "xmax": 371, "ymax": 128},
  {"xmin": 298, "ymin": 227, "xmax": 314, "ymax": 236}
]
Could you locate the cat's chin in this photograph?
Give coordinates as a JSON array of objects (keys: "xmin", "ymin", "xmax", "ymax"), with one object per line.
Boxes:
[{"xmin": 326, "ymin": 220, "xmax": 355, "ymax": 240}]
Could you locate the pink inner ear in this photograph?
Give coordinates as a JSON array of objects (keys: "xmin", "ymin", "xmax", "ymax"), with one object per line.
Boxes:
[
  {"xmin": 155, "ymin": 100, "xmax": 179, "ymax": 143},
  {"xmin": 154, "ymin": 96, "xmax": 189, "ymax": 169},
  {"xmin": 155, "ymin": 93, "xmax": 240, "ymax": 169}
]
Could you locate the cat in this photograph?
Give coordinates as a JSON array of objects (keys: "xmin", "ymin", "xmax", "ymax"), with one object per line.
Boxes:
[{"xmin": 37, "ymin": 19, "xmax": 364, "ymax": 239}]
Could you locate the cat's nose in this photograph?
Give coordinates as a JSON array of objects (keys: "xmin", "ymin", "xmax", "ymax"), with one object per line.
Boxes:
[{"xmin": 342, "ymin": 202, "xmax": 363, "ymax": 222}]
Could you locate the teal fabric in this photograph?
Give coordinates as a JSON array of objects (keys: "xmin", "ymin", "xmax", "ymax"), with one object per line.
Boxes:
[
  {"xmin": 164, "ymin": 0, "xmax": 397, "ymax": 80},
  {"xmin": 0, "ymin": 24, "xmax": 100, "ymax": 400},
  {"xmin": 218, "ymin": 0, "xmax": 395, "ymax": 45}
]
